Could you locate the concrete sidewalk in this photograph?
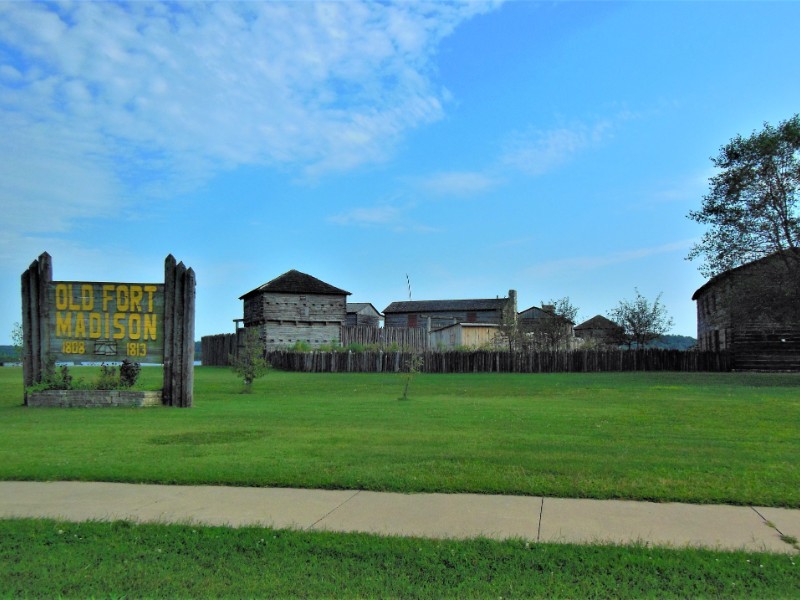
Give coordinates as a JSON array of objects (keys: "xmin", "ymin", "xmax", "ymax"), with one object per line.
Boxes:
[{"xmin": 1, "ymin": 481, "xmax": 797, "ymax": 554}]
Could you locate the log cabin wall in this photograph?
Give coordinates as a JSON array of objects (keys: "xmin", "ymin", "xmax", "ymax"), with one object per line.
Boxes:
[{"xmin": 244, "ymin": 291, "xmax": 347, "ymax": 350}]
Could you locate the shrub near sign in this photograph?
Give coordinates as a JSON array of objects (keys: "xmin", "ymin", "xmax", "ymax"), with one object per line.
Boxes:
[{"xmin": 49, "ymin": 282, "xmax": 165, "ymax": 363}]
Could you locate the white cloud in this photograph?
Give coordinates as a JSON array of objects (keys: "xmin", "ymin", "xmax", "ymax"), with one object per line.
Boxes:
[
  {"xmin": 328, "ymin": 205, "xmax": 401, "ymax": 226},
  {"xmin": 0, "ymin": 1, "xmax": 500, "ymax": 236},
  {"xmin": 524, "ymin": 239, "xmax": 695, "ymax": 277},
  {"xmin": 416, "ymin": 170, "xmax": 500, "ymax": 196},
  {"xmin": 328, "ymin": 201, "xmax": 439, "ymax": 234},
  {"xmin": 501, "ymin": 119, "xmax": 612, "ymax": 176}
]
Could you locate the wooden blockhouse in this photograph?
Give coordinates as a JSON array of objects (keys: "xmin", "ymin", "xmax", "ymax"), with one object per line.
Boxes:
[
  {"xmin": 240, "ymin": 270, "xmax": 350, "ymax": 350},
  {"xmin": 692, "ymin": 252, "xmax": 800, "ymax": 370}
]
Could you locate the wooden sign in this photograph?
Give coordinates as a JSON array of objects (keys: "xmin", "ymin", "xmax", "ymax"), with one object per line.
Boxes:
[
  {"xmin": 21, "ymin": 253, "xmax": 195, "ymax": 407},
  {"xmin": 48, "ymin": 282, "xmax": 165, "ymax": 363}
]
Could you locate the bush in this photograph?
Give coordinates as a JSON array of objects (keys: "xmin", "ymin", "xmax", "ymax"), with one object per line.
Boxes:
[
  {"xmin": 119, "ymin": 360, "xmax": 141, "ymax": 388},
  {"xmin": 94, "ymin": 364, "xmax": 119, "ymax": 390},
  {"xmin": 290, "ymin": 340, "xmax": 312, "ymax": 352},
  {"xmin": 44, "ymin": 365, "xmax": 73, "ymax": 390}
]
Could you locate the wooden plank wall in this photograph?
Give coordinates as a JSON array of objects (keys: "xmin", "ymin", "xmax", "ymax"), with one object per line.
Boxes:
[
  {"xmin": 265, "ymin": 349, "xmax": 733, "ymax": 374},
  {"xmin": 340, "ymin": 326, "xmax": 428, "ymax": 350},
  {"xmin": 732, "ymin": 326, "xmax": 800, "ymax": 370},
  {"xmin": 162, "ymin": 255, "xmax": 196, "ymax": 407}
]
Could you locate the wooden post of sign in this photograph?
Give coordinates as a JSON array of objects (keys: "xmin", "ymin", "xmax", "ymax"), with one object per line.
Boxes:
[
  {"xmin": 20, "ymin": 252, "xmax": 52, "ymax": 402},
  {"xmin": 162, "ymin": 255, "xmax": 195, "ymax": 407},
  {"xmin": 182, "ymin": 267, "xmax": 196, "ymax": 407},
  {"xmin": 37, "ymin": 253, "xmax": 52, "ymax": 381}
]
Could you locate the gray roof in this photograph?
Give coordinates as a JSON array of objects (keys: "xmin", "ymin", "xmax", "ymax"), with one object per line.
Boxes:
[
  {"xmin": 574, "ymin": 315, "xmax": 621, "ymax": 331},
  {"xmin": 431, "ymin": 322, "xmax": 502, "ymax": 333},
  {"xmin": 383, "ymin": 298, "xmax": 508, "ymax": 314},
  {"xmin": 346, "ymin": 302, "xmax": 382, "ymax": 316},
  {"xmin": 240, "ymin": 270, "xmax": 350, "ymax": 299},
  {"xmin": 690, "ymin": 251, "xmax": 799, "ymax": 300},
  {"xmin": 518, "ymin": 305, "xmax": 575, "ymax": 325}
]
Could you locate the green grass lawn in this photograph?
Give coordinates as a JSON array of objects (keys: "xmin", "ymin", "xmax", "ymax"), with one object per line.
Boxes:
[
  {"xmin": 1, "ymin": 518, "xmax": 797, "ymax": 599},
  {"xmin": 1, "ymin": 366, "xmax": 798, "ymax": 507}
]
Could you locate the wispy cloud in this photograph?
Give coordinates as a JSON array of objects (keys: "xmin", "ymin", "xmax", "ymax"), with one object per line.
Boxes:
[
  {"xmin": 328, "ymin": 205, "xmax": 401, "ymax": 227},
  {"xmin": 501, "ymin": 119, "xmax": 613, "ymax": 176},
  {"xmin": 415, "ymin": 170, "xmax": 500, "ymax": 196},
  {"xmin": 327, "ymin": 202, "xmax": 438, "ymax": 234},
  {"xmin": 0, "ymin": 1, "xmax": 500, "ymax": 237},
  {"xmin": 524, "ymin": 239, "xmax": 695, "ymax": 276}
]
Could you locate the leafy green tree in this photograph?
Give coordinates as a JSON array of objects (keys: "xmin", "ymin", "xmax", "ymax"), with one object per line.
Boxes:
[
  {"xmin": 230, "ymin": 328, "xmax": 270, "ymax": 393},
  {"xmin": 608, "ymin": 290, "xmax": 673, "ymax": 349},
  {"xmin": 539, "ymin": 297, "xmax": 579, "ymax": 351},
  {"xmin": 521, "ymin": 297, "xmax": 579, "ymax": 351},
  {"xmin": 10, "ymin": 322, "xmax": 23, "ymax": 362},
  {"xmin": 687, "ymin": 114, "xmax": 800, "ymax": 324},
  {"xmin": 688, "ymin": 114, "xmax": 800, "ymax": 277}
]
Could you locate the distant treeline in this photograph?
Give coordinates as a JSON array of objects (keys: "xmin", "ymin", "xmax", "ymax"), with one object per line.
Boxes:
[
  {"xmin": 0, "ymin": 346, "xmax": 17, "ymax": 363},
  {"xmin": 647, "ymin": 335, "xmax": 696, "ymax": 350}
]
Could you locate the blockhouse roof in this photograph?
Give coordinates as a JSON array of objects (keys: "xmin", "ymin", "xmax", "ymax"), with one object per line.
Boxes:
[{"xmin": 240, "ymin": 270, "xmax": 350, "ymax": 299}]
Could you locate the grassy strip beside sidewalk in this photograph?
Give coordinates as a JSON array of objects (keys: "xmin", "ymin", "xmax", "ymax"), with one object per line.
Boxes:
[
  {"xmin": 1, "ymin": 367, "xmax": 798, "ymax": 506},
  {"xmin": 1, "ymin": 519, "xmax": 797, "ymax": 599}
]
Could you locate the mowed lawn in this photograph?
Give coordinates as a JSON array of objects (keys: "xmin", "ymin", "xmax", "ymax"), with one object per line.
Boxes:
[{"xmin": 0, "ymin": 366, "xmax": 798, "ymax": 507}]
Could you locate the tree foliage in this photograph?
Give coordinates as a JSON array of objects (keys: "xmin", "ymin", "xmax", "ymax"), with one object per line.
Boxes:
[
  {"xmin": 10, "ymin": 322, "xmax": 23, "ymax": 362},
  {"xmin": 230, "ymin": 328, "xmax": 270, "ymax": 393},
  {"xmin": 500, "ymin": 297, "xmax": 579, "ymax": 351},
  {"xmin": 688, "ymin": 114, "xmax": 800, "ymax": 277},
  {"xmin": 608, "ymin": 290, "xmax": 673, "ymax": 349},
  {"xmin": 531, "ymin": 297, "xmax": 578, "ymax": 351}
]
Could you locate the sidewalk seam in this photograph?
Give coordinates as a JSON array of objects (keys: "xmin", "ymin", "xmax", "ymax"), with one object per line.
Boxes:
[
  {"xmin": 306, "ymin": 490, "xmax": 362, "ymax": 530},
  {"xmin": 750, "ymin": 506, "xmax": 783, "ymax": 535},
  {"xmin": 537, "ymin": 497, "xmax": 543, "ymax": 542}
]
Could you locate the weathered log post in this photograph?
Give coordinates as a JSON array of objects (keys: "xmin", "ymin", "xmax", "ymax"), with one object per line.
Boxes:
[{"xmin": 162, "ymin": 255, "xmax": 195, "ymax": 407}]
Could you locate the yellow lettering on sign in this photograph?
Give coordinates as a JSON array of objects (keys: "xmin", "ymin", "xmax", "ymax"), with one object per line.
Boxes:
[
  {"xmin": 89, "ymin": 313, "xmax": 102, "ymax": 339},
  {"xmin": 144, "ymin": 285, "xmax": 157, "ymax": 312},
  {"xmin": 56, "ymin": 312, "xmax": 72, "ymax": 337},
  {"xmin": 80, "ymin": 284, "xmax": 94, "ymax": 311},
  {"xmin": 129, "ymin": 314, "xmax": 141, "ymax": 340},
  {"xmin": 116, "ymin": 286, "xmax": 129, "ymax": 311},
  {"xmin": 74, "ymin": 312, "xmax": 86, "ymax": 338},
  {"xmin": 144, "ymin": 314, "xmax": 157, "ymax": 340},
  {"xmin": 55, "ymin": 284, "xmax": 69, "ymax": 310},
  {"xmin": 130, "ymin": 285, "xmax": 143, "ymax": 312},
  {"xmin": 102, "ymin": 284, "xmax": 115, "ymax": 312},
  {"xmin": 113, "ymin": 313, "xmax": 125, "ymax": 339},
  {"xmin": 68, "ymin": 285, "xmax": 81, "ymax": 311}
]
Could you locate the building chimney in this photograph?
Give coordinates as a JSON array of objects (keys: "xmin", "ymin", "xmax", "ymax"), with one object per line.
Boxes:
[{"xmin": 507, "ymin": 289, "xmax": 518, "ymax": 323}]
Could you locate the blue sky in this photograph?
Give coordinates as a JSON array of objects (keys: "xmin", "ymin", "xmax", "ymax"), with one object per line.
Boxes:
[{"xmin": 2, "ymin": 1, "xmax": 799, "ymax": 343}]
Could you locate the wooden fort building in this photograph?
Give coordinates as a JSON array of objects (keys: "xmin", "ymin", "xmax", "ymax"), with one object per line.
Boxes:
[{"xmin": 240, "ymin": 270, "xmax": 350, "ymax": 350}]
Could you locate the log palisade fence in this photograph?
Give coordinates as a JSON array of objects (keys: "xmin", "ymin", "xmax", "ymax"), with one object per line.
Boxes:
[
  {"xmin": 264, "ymin": 349, "xmax": 731, "ymax": 373},
  {"xmin": 201, "ymin": 332, "xmax": 241, "ymax": 367},
  {"xmin": 200, "ymin": 331, "xmax": 731, "ymax": 372}
]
